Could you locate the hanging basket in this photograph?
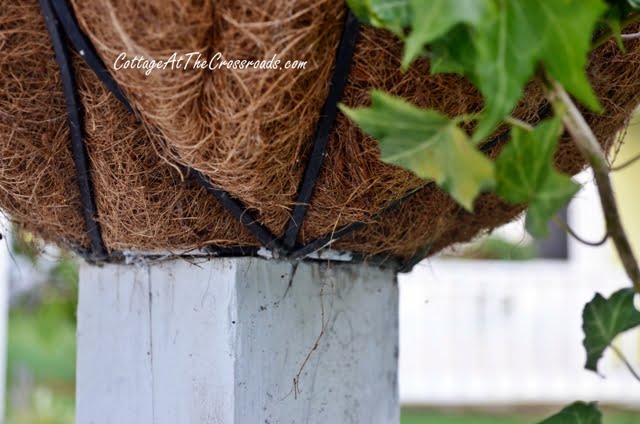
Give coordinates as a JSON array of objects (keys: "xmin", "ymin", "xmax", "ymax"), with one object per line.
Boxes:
[{"xmin": 1, "ymin": 0, "xmax": 640, "ymax": 270}]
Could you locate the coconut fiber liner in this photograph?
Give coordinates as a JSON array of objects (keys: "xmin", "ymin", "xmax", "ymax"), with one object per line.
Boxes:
[{"xmin": 1, "ymin": 0, "xmax": 640, "ymax": 269}]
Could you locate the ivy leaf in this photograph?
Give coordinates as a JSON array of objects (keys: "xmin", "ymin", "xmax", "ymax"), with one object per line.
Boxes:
[
  {"xmin": 537, "ymin": 402, "xmax": 602, "ymax": 424},
  {"xmin": 607, "ymin": 17, "xmax": 625, "ymax": 51},
  {"xmin": 603, "ymin": 1, "xmax": 629, "ymax": 50},
  {"xmin": 350, "ymin": 0, "xmax": 606, "ymax": 141},
  {"xmin": 582, "ymin": 288, "xmax": 640, "ymax": 373},
  {"xmin": 472, "ymin": 0, "xmax": 605, "ymax": 140},
  {"xmin": 472, "ymin": 0, "xmax": 543, "ymax": 140},
  {"xmin": 340, "ymin": 91, "xmax": 495, "ymax": 210},
  {"xmin": 429, "ymin": 26, "xmax": 477, "ymax": 76},
  {"xmin": 346, "ymin": 0, "xmax": 410, "ymax": 37},
  {"xmin": 606, "ymin": 0, "xmax": 640, "ymax": 10},
  {"xmin": 525, "ymin": 172, "xmax": 580, "ymax": 237},
  {"xmin": 370, "ymin": 0, "xmax": 410, "ymax": 36},
  {"xmin": 346, "ymin": 0, "xmax": 374, "ymax": 24},
  {"xmin": 495, "ymin": 119, "xmax": 580, "ymax": 238},
  {"xmin": 402, "ymin": 0, "xmax": 488, "ymax": 70},
  {"xmin": 527, "ymin": 1, "xmax": 606, "ymax": 111}
]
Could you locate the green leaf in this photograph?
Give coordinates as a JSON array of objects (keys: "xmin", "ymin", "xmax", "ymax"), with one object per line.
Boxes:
[
  {"xmin": 537, "ymin": 402, "xmax": 602, "ymax": 424},
  {"xmin": 429, "ymin": 26, "xmax": 477, "ymax": 76},
  {"xmin": 607, "ymin": 0, "xmax": 640, "ymax": 10},
  {"xmin": 352, "ymin": 0, "xmax": 606, "ymax": 141},
  {"xmin": 527, "ymin": 1, "xmax": 606, "ymax": 111},
  {"xmin": 495, "ymin": 119, "xmax": 580, "ymax": 238},
  {"xmin": 582, "ymin": 288, "xmax": 640, "ymax": 373},
  {"xmin": 608, "ymin": 17, "xmax": 625, "ymax": 51},
  {"xmin": 402, "ymin": 0, "xmax": 488, "ymax": 70},
  {"xmin": 603, "ymin": 2, "xmax": 629, "ymax": 50},
  {"xmin": 472, "ymin": 0, "xmax": 541, "ymax": 140},
  {"xmin": 525, "ymin": 172, "xmax": 580, "ymax": 237},
  {"xmin": 340, "ymin": 91, "xmax": 495, "ymax": 210},
  {"xmin": 347, "ymin": 0, "xmax": 411, "ymax": 36},
  {"xmin": 346, "ymin": 0, "xmax": 374, "ymax": 24},
  {"xmin": 471, "ymin": 0, "xmax": 605, "ymax": 140}
]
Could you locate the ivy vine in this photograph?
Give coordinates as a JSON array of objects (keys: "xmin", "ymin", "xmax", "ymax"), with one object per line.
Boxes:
[{"xmin": 343, "ymin": 0, "xmax": 640, "ymax": 421}]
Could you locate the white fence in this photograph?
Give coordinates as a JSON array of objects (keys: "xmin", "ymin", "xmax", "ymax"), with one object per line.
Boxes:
[
  {"xmin": 398, "ymin": 262, "xmax": 640, "ymax": 406},
  {"xmin": 398, "ymin": 170, "xmax": 640, "ymax": 407}
]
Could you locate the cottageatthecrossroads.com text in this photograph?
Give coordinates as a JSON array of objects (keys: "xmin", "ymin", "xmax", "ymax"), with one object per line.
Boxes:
[{"xmin": 112, "ymin": 52, "xmax": 308, "ymax": 75}]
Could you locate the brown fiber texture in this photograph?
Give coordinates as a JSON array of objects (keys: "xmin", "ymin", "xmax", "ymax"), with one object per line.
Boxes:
[{"xmin": 1, "ymin": 0, "xmax": 640, "ymax": 261}]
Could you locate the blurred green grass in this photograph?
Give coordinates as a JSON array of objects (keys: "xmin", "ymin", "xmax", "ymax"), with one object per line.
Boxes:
[
  {"xmin": 6, "ymin": 251, "xmax": 77, "ymax": 424},
  {"xmin": 8, "ymin": 304, "xmax": 76, "ymax": 382},
  {"xmin": 7, "ymin": 310, "xmax": 76, "ymax": 424},
  {"xmin": 403, "ymin": 410, "xmax": 524, "ymax": 424},
  {"xmin": 443, "ymin": 236, "xmax": 537, "ymax": 261},
  {"xmin": 402, "ymin": 409, "xmax": 640, "ymax": 424}
]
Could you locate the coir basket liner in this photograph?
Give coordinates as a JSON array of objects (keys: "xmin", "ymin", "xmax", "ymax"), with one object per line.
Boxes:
[{"xmin": 1, "ymin": 0, "xmax": 640, "ymax": 268}]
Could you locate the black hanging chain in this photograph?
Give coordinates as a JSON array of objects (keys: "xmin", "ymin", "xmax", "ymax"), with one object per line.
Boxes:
[
  {"xmin": 39, "ymin": 0, "xmax": 108, "ymax": 261},
  {"xmin": 282, "ymin": 11, "xmax": 360, "ymax": 250}
]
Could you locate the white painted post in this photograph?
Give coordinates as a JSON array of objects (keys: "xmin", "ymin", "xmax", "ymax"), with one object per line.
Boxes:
[{"xmin": 76, "ymin": 258, "xmax": 398, "ymax": 424}]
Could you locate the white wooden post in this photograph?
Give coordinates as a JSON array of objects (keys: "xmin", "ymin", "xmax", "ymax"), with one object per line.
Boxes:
[{"xmin": 76, "ymin": 258, "xmax": 398, "ymax": 424}]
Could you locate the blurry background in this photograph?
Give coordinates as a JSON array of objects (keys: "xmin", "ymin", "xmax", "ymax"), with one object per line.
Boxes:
[{"xmin": 1, "ymin": 126, "xmax": 640, "ymax": 423}]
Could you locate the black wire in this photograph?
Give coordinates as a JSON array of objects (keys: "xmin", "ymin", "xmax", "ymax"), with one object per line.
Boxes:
[
  {"xmin": 37, "ymin": 0, "xmax": 553, "ymax": 272},
  {"xmin": 42, "ymin": 0, "xmax": 286, "ymax": 257},
  {"xmin": 282, "ymin": 11, "xmax": 360, "ymax": 250},
  {"xmin": 288, "ymin": 221, "xmax": 367, "ymax": 260},
  {"xmin": 290, "ymin": 102, "xmax": 555, "ymax": 269},
  {"xmin": 39, "ymin": 0, "xmax": 108, "ymax": 261},
  {"xmin": 50, "ymin": 0, "xmax": 133, "ymax": 113},
  {"xmin": 187, "ymin": 169, "xmax": 286, "ymax": 254}
]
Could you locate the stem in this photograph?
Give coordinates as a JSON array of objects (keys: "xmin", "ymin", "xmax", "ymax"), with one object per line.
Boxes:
[
  {"xmin": 592, "ymin": 13, "xmax": 640, "ymax": 49},
  {"xmin": 505, "ymin": 116, "xmax": 534, "ymax": 132},
  {"xmin": 611, "ymin": 151, "xmax": 640, "ymax": 172},
  {"xmin": 621, "ymin": 31, "xmax": 640, "ymax": 40},
  {"xmin": 552, "ymin": 216, "xmax": 609, "ymax": 247},
  {"xmin": 455, "ymin": 113, "xmax": 481, "ymax": 123},
  {"xmin": 547, "ymin": 81, "xmax": 640, "ymax": 293},
  {"xmin": 610, "ymin": 344, "xmax": 640, "ymax": 383}
]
